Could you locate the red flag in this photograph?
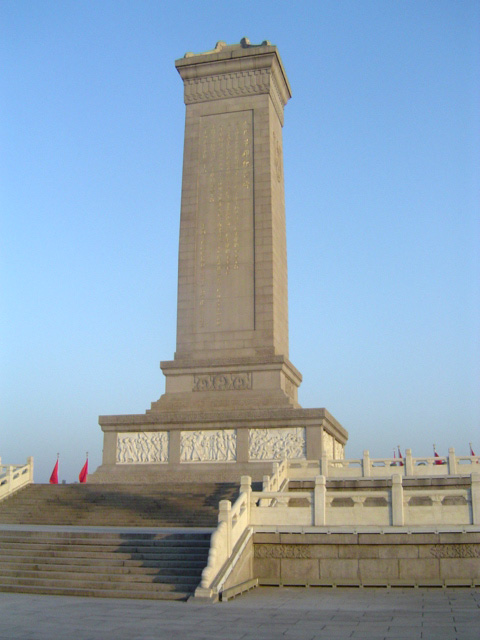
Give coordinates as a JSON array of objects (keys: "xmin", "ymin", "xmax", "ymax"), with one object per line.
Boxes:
[
  {"xmin": 79, "ymin": 458, "xmax": 88, "ymax": 483},
  {"xmin": 49, "ymin": 459, "xmax": 59, "ymax": 484},
  {"xmin": 397, "ymin": 446, "xmax": 404, "ymax": 467},
  {"xmin": 433, "ymin": 445, "xmax": 444, "ymax": 465},
  {"xmin": 470, "ymin": 444, "xmax": 478, "ymax": 463}
]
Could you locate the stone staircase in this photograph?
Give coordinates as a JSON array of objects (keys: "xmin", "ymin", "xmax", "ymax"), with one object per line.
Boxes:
[
  {"xmin": 0, "ymin": 483, "xmax": 240, "ymax": 599},
  {"xmin": 0, "ymin": 530, "xmax": 210, "ymax": 600},
  {"xmin": 0, "ymin": 483, "xmax": 238, "ymax": 527}
]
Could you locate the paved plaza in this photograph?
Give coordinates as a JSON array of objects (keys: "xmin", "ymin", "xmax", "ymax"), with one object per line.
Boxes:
[{"xmin": 0, "ymin": 587, "xmax": 478, "ymax": 640}]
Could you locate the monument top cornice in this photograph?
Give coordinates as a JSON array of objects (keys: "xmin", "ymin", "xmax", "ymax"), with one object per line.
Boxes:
[{"xmin": 175, "ymin": 37, "xmax": 292, "ymax": 105}]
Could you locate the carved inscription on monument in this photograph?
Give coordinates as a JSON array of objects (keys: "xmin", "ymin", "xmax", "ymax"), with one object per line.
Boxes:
[
  {"xmin": 196, "ymin": 111, "xmax": 254, "ymax": 332},
  {"xmin": 117, "ymin": 432, "xmax": 169, "ymax": 464},
  {"xmin": 193, "ymin": 373, "xmax": 252, "ymax": 391},
  {"xmin": 180, "ymin": 429, "xmax": 237, "ymax": 462},
  {"xmin": 249, "ymin": 427, "xmax": 306, "ymax": 460}
]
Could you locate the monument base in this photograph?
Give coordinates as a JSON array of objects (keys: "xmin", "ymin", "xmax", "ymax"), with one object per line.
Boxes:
[{"xmin": 90, "ymin": 407, "xmax": 348, "ymax": 484}]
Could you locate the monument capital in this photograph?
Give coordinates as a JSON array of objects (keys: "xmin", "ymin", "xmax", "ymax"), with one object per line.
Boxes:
[{"xmin": 175, "ymin": 39, "xmax": 291, "ymax": 125}]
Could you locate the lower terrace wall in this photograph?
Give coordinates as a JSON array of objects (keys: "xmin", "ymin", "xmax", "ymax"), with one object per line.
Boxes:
[{"xmin": 253, "ymin": 531, "xmax": 480, "ymax": 587}]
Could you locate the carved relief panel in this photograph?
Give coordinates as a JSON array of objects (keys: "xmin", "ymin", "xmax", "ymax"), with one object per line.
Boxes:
[
  {"xmin": 334, "ymin": 439, "xmax": 345, "ymax": 460},
  {"xmin": 248, "ymin": 427, "xmax": 306, "ymax": 461},
  {"xmin": 180, "ymin": 429, "xmax": 237, "ymax": 462},
  {"xmin": 193, "ymin": 372, "xmax": 252, "ymax": 391},
  {"xmin": 116, "ymin": 432, "xmax": 169, "ymax": 464},
  {"xmin": 322, "ymin": 432, "xmax": 335, "ymax": 459}
]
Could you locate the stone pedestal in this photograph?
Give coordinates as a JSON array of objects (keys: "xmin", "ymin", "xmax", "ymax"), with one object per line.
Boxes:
[{"xmin": 91, "ymin": 40, "xmax": 348, "ymax": 483}]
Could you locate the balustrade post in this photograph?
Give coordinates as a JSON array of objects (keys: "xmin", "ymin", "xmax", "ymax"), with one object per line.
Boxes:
[
  {"xmin": 471, "ymin": 473, "xmax": 480, "ymax": 525},
  {"xmin": 363, "ymin": 450, "xmax": 371, "ymax": 477},
  {"xmin": 218, "ymin": 500, "xmax": 232, "ymax": 555},
  {"xmin": 314, "ymin": 475, "xmax": 326, "ymax": 526},
  {"xmin": 27, "ymin": 456, "xmax": 34, "ymax": 482},
  {"xmin": 240, "ymin": 475, "xmax": 252, "ymax": 520},
  {"xmin": 320, "ymin": 452, "xmax": 328, "ymax": 477},
  {"xmin": 391, "ymin": 473, "xmax": 404, "ymax": 526},
  {"xmin": 405, "ymin": 448, "xmax": 413, "ymax": 476},
  {"xmin": 448, "ymin": 447, "xmax": 457, "ymax": 475},
  {"xmin": 273, "ymin": 462, "xmax": 279, "ymax": 490},
  {"xmin": 6, "ymin": 465, "xmax": 13, "ymax": 487},
  {"xmin": 262, "ymin": 474, "xmax": 269, "ymax": 491}
]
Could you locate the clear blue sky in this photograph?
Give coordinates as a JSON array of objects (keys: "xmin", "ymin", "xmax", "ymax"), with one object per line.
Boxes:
[{"xmin": 2, "ymin": 1, "xmax": 479, "ymax": 483}]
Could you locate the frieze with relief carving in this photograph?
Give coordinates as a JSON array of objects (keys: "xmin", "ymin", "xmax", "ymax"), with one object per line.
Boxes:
[
  {"xmin": 249, "ymin": 427, "xmax": 306, "ymax": 461},
  {"xmin": 117, "ymin": 432, "xmax": 168, "ymax": 464},
  {"xmin": 193, "ymin": 373, "xmax": 252, "ymax": 392},
  {"xmin": 181, "ymin": 429, "xmax": 237, "ymax": 462}
]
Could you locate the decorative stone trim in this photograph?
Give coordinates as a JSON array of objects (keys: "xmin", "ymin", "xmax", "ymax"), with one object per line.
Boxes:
[
  {"xmin": 193, "ymin": 373, "xmax": 252, "ymax": 392},
  {"xmin": 184, "ymin": 69, "xmax": 286, "ymax": 124},
  {"xmin": 255, "ymin": 544, "xmax": 311, "ymax": 559},
  {"xmin": 116, "ymin": 432, "xmax": 169, "ymax": 464},
  {"xmin": 429, "ymin": 544, "xmax": 480, "ymax": 559},
  {"xmin": 180, "ymin": 429, "xmax": 237, "ymax": 462}
]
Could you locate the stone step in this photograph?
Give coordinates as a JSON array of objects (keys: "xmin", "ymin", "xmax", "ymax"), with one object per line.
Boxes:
[
  {"xmin": 0, "ymin": 567, "xmax": 203, "ymax": 582},
  {"xmin": 0, "ymin": 560, "xmax": 206, "ymax": 574},
  {"xmin": 0, "ymin": 549, "xmax": 208, "ymax": 563},
  {"xmin": 0, "ymin": 553, "xmax": 209, "ymax": 567},
  {"xmin": 0, "ymin": 583, "xmax": 189, "ymax": 601},
  {"xmin": 0, "ymin": 575, "xmax": 199, "ymax": 591},
  {"xmin": 0, "ymin": 532, "xmax": 212, "ymax": 543},
  {"xmin": 0, "ymin": 539, "xmax": 210, "ymax": 552}
]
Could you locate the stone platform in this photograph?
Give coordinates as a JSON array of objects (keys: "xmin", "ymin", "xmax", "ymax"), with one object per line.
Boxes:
[{"xmin": 92, "ymin": 407, "xmax": 347, "ymax": 483}]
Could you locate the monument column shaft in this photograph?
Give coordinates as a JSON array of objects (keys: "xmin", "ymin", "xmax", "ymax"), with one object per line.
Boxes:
[{"xmin": 174, "ymin": 44, "xmax": 291, "ymax": 362}]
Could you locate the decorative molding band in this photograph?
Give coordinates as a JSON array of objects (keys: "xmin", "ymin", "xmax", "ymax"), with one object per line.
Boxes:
[
  {"xmin": 116, "ymin": 431, "xmax": 169, "ymax": 464},
  {"xmin": 180, "ymin": 429, "xmax": 237, "ymax": 462},
  {"xmin": 184, "ymin": 69, "xmax": 285, "ymax": 124},
  {"xmin": 429, "ymin": 544, "xmax": 480, "ymax": 559},
  {"xmin": 193, "ymin": 372, "xmax": 252, "ymax": 392},
  {"xmin": 255, "ymin": 544, "xmax": 311, "ymax": 559},
  {"xmin": 249, "ymin": 427, "xmax": 306, "ymax": 461}
]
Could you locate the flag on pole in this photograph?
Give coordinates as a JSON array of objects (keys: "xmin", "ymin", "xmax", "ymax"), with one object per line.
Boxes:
[
  {"xmin": 470, "ymin": 443, "xmax": 478, "ymax": 463},
  {"xmin": 391, "ymin": 449, "xmax": 397, "ymax": 466},
  {"xmin": 49, "ymin": 456, "xmax": 59, "ymax": 484},
  {"xmin": 79, "ymin": 454, "xmax": 88, "ymax": 483},
  {"xmin": 433, "ymin": 444, "xmax": 444, "ymax": 465},
  {"xmin": 397, "ymin": 446, "xmax": 404, "ymax": 467}
]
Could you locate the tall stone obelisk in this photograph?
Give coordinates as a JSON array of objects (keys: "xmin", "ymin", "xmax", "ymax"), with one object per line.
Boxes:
[
  {"xmin": 93, "ymin": 40, "xmax": 347, "ymax": 483},
  {"xmin": 153, "ymin": 38, "xmax": 301, "ymax": 412}
]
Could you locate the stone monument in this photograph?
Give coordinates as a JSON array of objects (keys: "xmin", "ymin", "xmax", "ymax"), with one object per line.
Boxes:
[{"xmin": 91, "ymin": 39, "xmax": 348, "ymax": 483}]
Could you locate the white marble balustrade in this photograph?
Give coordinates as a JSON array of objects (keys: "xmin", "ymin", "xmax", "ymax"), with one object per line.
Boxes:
[{"xmin": 0, "ymin": 457, "xmax": 34, "ymax": 501}]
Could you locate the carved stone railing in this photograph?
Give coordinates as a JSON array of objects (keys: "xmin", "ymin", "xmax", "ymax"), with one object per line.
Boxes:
[
  {"xmin": 249, "ymin": 473, "xmax": 480, "ymax": 528},
  {"xmin": 195, "ymin": 475, "xmax": 252, "ymax": 600},
  {"xmin": 287, "ymin": 448, "xmax": 479, "ymax": 480},
  {"xmin": 195, "ymin": 456, "xmax": 480, "ymax": 600},
  {"xmin": 0, "ymin": 457, "xmax": 34, "ymax": 501},
  {"xmin": 262, "ymin": 458, "xmax": 288, "ymax": 492}
]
